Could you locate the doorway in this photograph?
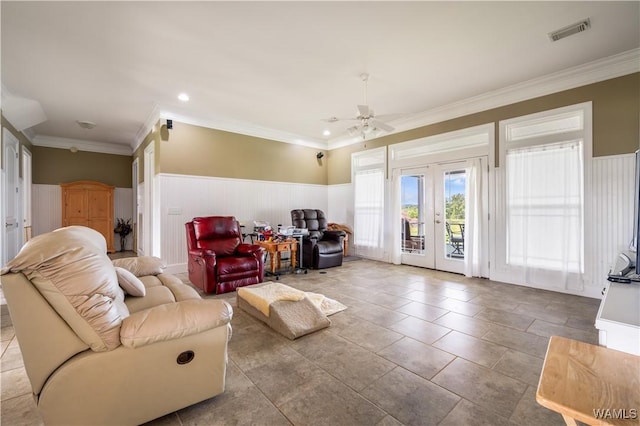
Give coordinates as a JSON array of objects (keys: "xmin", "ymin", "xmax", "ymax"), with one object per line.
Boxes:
[
  {"xmin": 399, "ymin": 157, "xmax": 486, "ymax": 275},
  {"xmin": 22, "ymin": 147, "xmax": 32, "ymax": 242},
  {"xmin": 132, "ymin": 158, "xmax": 139, "ymax": 253},
  {"xmin": 2, "ymin": 128, "xmax": 21, "ymax": 266},
  {"xmin": 143, "ymin": 144, "xmax": 154, "ymax": 257}
]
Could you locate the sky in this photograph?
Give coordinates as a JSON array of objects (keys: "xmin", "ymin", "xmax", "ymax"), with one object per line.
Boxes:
[{"xmin": 401, "ymin": 172, "xmax": 465, "ymax": 206}]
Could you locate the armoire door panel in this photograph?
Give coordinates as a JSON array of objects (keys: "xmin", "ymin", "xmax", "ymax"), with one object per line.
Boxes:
[
  {"xmin": 66, "ymin": 218, "xmax": 89, "ymax": 227},
  {"xmin": 64, "ymin": 190, "xmax": 88, "ymax": 223},
  {"xmin": 61, "ymin": 181, "xmax": 115, "ymax": 252},
  {"xmin": 88, "ymin": 190, "xmax": 111, "ymax": 218},
  {"xmin": 88, "ymin": 219, "xmax": 112, "ymax": 241}
]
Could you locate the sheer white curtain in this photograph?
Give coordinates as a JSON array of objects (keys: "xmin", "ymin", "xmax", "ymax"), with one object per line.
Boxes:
[
  {"xmin": 464, "ymin": 158, "xmax": 483, "ymax": 277},
  {"xmin": 505, "ymin": 140, "xmax": 584, "ymax": 287},
  {"xmin": 353, "ymin": 168, "xmax": 385, "ymax": 259},
  {"xmin": 390, "ymin": 169, "xmax": 402, "ymax": 264}
]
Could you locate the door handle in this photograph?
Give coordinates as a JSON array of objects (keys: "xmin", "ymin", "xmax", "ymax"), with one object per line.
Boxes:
[{"xmin": 435, "ymin": 220, "xmax": 442, "ymax": 224}]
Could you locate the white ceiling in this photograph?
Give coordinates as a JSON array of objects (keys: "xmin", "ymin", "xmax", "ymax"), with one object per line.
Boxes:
[{"xmin": 2, "ymin": 1, "xmax": 639, "ymax": 154}]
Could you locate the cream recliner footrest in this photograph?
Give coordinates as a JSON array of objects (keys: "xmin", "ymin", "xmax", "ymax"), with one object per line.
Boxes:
[{"xmin": 121, "ymin": 299, "xmax": 233, "ymax": 348}]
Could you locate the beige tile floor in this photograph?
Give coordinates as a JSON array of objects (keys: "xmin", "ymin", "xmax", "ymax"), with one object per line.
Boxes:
[{"xmin": 0, "ymin": 258, "xmax": 601, "ymax": 425}]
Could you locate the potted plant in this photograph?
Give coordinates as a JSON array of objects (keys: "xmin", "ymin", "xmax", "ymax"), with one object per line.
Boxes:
[{"xmin": 114, "ymin": 218, "xmax": 132, "ymax": 252}]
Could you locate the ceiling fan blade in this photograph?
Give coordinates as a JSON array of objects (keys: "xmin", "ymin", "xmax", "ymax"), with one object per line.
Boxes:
[
  {"xmin": 370, "ymin": 119, "xmax": 394, "ymax": 132},
  {"xmin": 322, "ymin": 116, "xmax": 358, "ymax": 122},
  {"xmin": 347, "ymin": 126, "xmax": 361, "ymax": 136},
  {"xmin": 357, "ymin": 105, "xmax": 370, "ymax": 117}
]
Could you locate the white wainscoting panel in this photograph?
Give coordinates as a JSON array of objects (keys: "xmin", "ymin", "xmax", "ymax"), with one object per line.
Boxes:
[
  {"xmin": 328, "ymin": 183, "xmax": 354, "ymax": 254},
  {"xmin": 32, "ymin": 184, "xmax": 134, "ymax": 251},
  {"xmin": 157, "ymin": 174, "xmax": 329, "ymax": 270},
  {"xmin": 32, "ymin": 184, "xmax": 61, "ymax": 236},
  {"xmin": 590, "ymin": 154, "xmax": 636, "ymax": 295},
  {"xmin": 328, "ymin": 183, "xmax": 353, "ymax": 225}
]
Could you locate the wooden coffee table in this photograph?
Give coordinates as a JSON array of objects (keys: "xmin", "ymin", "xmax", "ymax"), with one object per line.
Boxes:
[
  {"xmin": 255, "ymin": 239, "xmax": 297, "ymax": 277},
  {"xmin": 536, "ymin": 336, "xmax": 640, "ymax": 426}
]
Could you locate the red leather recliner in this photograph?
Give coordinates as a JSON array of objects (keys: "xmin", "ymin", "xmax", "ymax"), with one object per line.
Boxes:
[{"xmin": 186, "ymin": 216, "xmax": 265, "ymax": 294}]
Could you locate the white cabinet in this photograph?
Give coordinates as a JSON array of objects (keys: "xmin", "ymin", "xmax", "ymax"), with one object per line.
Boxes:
[{"xmin": 595, "ymin": 282, "xmax": 640, "ymax": 355}]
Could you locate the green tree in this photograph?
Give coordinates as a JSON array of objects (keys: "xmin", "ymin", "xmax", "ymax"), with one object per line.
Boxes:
[
  {"xmin": 446, "ymin": 194, "xmax": 465, "ymax": 220},
  {"xmin": 403, "ymin": 205, "xmax": 419, "ymax": 219}
]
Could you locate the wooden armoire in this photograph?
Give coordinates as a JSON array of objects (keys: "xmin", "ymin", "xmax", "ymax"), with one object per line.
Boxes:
[{"xmin": 61, "ymin": 180, "xmax": 115, "ymax": 252}]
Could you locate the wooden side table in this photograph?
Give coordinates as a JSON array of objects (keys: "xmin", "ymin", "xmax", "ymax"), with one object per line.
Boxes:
[
  {"xmin": 343, "ymin": 234, "xmax": 349, "ymax": 257},
  {"xmin": 255, "ymin": 239, "xmax": 297, "ymax": 277},
  {"xmin": 536, "ymin": 336, "xmax": 640, "ymax": 426}
]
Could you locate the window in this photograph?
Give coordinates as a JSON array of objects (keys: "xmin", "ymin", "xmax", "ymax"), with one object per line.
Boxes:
[
  {"xmin": 352, "ymin": 147, "xmax": 386, "ymax": 259},
  {"xmin": 506, "ymin": 140, "xmax": 583, "ymax": 272},
  {"xmin": 496, "ymin": 103, "xmax": 591, "ymax": 290}
]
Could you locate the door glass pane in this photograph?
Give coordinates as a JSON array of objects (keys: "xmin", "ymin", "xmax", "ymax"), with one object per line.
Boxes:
[
  {"xmin": 444, "ymin": 170, "xmax": 466, "ymax": 260},
  {"xmin": 401, "ymin": 174, "xmax": 425, "ymax": 254}
]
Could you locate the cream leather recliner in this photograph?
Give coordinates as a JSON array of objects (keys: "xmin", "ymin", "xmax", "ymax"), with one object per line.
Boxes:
[{"xmin": 0, "ymin": 226, "xmax": 233, "ymax": 426}]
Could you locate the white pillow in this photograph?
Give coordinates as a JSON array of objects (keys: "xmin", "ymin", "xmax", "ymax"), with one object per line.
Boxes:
[{"xmin": 115, "ymin": 266, "xmax": 146, "ymax": 297}]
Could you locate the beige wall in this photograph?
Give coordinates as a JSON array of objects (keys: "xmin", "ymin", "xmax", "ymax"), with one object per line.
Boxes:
[
  {"xmin": 136, "ymin": 120, "xmax": 328, "ymax": 185},
  {"xmin": 328, "ymin": 72, "xmax": 640, "ymax": 184},
  {"xmin": 32, "ymin": 146, "xmax": 132, "ymax": 187}
]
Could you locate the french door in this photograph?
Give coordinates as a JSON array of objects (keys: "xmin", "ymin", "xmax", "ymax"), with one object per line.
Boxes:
[{"xmin": 400, "ymin": 160, "xmax": 480, "ymax": 275}]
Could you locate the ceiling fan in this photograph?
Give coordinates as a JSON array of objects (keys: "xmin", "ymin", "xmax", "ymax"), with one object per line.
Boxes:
[{"xmin": 323, "ymin": 73, "xmax": 395, "ymax": 139}]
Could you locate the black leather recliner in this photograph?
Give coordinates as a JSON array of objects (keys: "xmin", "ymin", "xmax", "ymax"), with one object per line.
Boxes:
[{"xmin": 291, "ymin": 209, "xmax": 345, "ymax": 269}]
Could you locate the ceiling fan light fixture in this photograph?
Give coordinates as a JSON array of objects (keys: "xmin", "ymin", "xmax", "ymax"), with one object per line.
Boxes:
[
  {"xmin": 76, "ymin": 120, "xmax": 96, "ymax": 130},
  {"xmin": 324, "ymin": 72, "xmax": 396, "ymax": 140}
]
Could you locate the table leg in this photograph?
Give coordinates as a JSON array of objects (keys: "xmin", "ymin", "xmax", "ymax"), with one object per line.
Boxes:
[
  {"xmin": 291, "ymin": 249, "xmax": 297, "ymax": 272},
  {"xmin": 277, "ymin": 252, "xmax": 281, "ymax": 272},
  {"xmin": 269, "ymin": 250, "xmax": 276, "ymax": 274},
  {"xmin": 561, "ymin": 414, "xmax": 578, "ymax": 426}
]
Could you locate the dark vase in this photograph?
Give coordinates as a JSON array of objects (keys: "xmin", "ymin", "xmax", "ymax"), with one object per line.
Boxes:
[{"xmin": 120, "ymin": 235, "xmax": 127, "ymax": 252}]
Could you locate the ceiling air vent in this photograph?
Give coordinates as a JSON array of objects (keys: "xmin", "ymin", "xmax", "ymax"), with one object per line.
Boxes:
[{"xmin": 549, "ymin": 18, "xmax": 591, "ymax": 42}]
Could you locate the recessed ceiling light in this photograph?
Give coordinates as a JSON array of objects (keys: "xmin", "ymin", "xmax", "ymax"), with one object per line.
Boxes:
[
  {"xmin": 76, "ymin": 120, "xmax": 96, "ymax": 129},
  {"xmin": 178, "ymin": 93, "xmax": 190, "ymax": 102},
  {"xmin": 323, "ymin": 129, "xmax": 331, "ymax": 136}
]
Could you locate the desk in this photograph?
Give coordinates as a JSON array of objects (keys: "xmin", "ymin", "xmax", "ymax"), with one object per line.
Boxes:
[
  {"xmin": 595, "ymin": 282, "xmax": 640, "ymax": 355},
  {"xmin": 536, "ymin": 336, "xmax": 640, "ymax": 426},
  {"xmin": 255, "ymin": 239, "xmax": 297, "ymax": 276}
]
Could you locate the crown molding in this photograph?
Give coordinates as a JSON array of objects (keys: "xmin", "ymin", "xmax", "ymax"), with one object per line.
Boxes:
[
  {"xmin": 133, "ymin": 103, "xmax": 161, "ymax": 151},
  {"xmin": 32, "ymin": 135, "xmax": 132, "ymax": 156},
  {"xmin": 158, "ymin": 109, "xmax": 329, "ymax": 150},
  {"xmin": 328, "ymin": 48, "xmax": 640, "ymax": 150},
  {"xmin": 24, "ymin": 48, "xmax": 639, "ymax": 155}
]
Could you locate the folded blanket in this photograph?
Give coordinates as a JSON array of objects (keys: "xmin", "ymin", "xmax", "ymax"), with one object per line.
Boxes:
[
  {"xmin": 237, "ymin": 283, "xmax": 305, "ymax": 316},
  {"xmin": 305, "ymin": 292, "xmax": 347, "ymax": 316},
  {"xmin": 238, "ymin": 283, "xmax": 347, "ymax": 317}
]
